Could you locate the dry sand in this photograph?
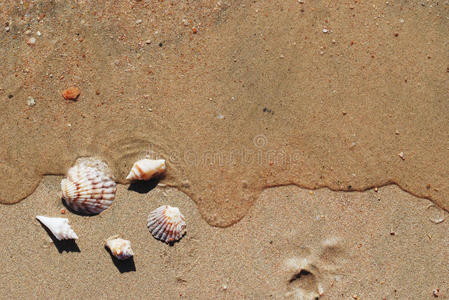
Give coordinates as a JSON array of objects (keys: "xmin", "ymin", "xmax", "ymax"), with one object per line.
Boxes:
[{"xmin": 0, "ymin": 1, "xmax": 448, "ymax": 299}]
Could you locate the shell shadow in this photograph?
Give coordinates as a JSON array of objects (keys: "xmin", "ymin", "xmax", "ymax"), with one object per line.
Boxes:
[
  {"xmin": 38, "ymin": 222, "xmax": 80, "ymax": 253},
  {"xmin": 105, "ymin": 246, "xmax": 136, "ymax": 273},
  {"xmin": 128, "ymin": 178, "xmax": 160, "ymax": 194},
  {"xmin": 62, "ymin": 198, "xmax": 100, "ymax": 217}
]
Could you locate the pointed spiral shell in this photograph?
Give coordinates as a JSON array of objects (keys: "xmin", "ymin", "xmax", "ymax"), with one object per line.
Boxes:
[
  {"xmin": 61, "ymin": 160, "xmax": 116, "ymax": 214},
  {"xmin": 147, "ymin": 205, "xmax": 186, "ymax": 243},
  {"xmin": 36, "ymin": 216, "xmax": 78, "ymax": 241},
  {"xmin": 126, "ymin": 159, "xmax": 166, "ymax": 181}
]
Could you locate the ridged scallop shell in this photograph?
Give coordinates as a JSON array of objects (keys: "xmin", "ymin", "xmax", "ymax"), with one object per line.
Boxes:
[
  {"xmin": 36, "ymin": 216, "xmax": 78, "ymax": 240},
  {"xmin": 126, "ymin": 159, "xmax": 166, "ymax": 181},
  {"xmin": 147, "ymin": 205, "xmax": 186, "ymax": 243},
  {"xmin": 105, "ymin": 235, "xmax": 134, "ymax": 260},
  {"xmin": 61, "ymin": 160, "xmax": 116, "ymax": 214}
]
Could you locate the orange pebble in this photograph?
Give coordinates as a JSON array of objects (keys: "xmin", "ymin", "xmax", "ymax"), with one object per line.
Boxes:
[{"xmin": 62, "ymin": 87, "xmax": 80, "ymax": 100}]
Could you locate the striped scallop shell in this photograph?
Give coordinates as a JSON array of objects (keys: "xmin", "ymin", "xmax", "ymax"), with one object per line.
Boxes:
[
  {"xmin": 61, "ymin": 163, "xmax": 116, "ymax": 214},
  {"xmin": 126, "ymin": 159, "xmax": 166, "ymax": 181},
  {"xmin": 147, "ymin": 205, "xmax": 186, "ymax": 243},
  {"xmin": 105, "ymin": 235, "xmax": 134, "ymax": 260}
]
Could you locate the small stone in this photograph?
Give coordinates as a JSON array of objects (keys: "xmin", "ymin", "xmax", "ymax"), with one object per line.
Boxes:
[
  {"xmin": 27, "ymin": 37, "xmax": 36, "ymax": 45},
  {"xmin": 279, "ymin": 54, "xmax": 285, "ymax": 58},
  {"xmin": 145, "ymin": 39, "xmax": 151, "ymax": 44},
  {"xmin": 399, "ymin": 18, "xmax": 405, "ymax": 23},
  {"xmin": 374, "ymin": 187, "xmax": 378, "ymax": 192},
  {"xmin": 349, "ymin": 142, "xmax": 356, "ymax": 149},
  {"xmin": 192, "ymin": 27, "xmax": 198, "ymax": 34},
  {"xmin": 217, "ymin": 114, "xmax": 225, "ymax": 120},
  {"xmin": 5, "ymin": 26, "xmax": 10, "ymax": 32},
  {"xmin": 433, "ymin": 288, "xmax": 440, "ymax": 297},
  {"xmin": 36, "ymin": 31, "xmax": 41, "ymax": 36},
  {"xmin": 24, "ymin": 29, "xmax": 32, "ymax": 35},
  {"xmin": 62, "ymin": 87, "xmax": 80, "ymax": 100},
  {"xmin": 182, "ymin": 18, "xmax": 189, "ymax": 26},
  {"xmin": 395, "ymin": 130, "xmax": 400, "ymax": 135},
  {"xmin": 322, "ymin": 28, "xmax": 329, "ymax": 33},
  {"xmin": 398, "ymin": 152, "xmax": 405, "ymax": 160},
  {"xmin": 298, "ymin": 0, "xmax": 304, "ymax": 3},
  {"xmin": 136, "ymin": 19, "xmax": 142, "ymax": 24},
  {"xmin": 27, "ymin": 96, "xmax": 36, "ymax": 106}
]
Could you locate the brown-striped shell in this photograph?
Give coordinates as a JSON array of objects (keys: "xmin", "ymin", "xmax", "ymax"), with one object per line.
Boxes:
[
  {"xmin": 147, "ymin": 205, "xmax": 186, "ymax": 243},
  {"xmin": 61, "ymin": 160, "xmax": 116, "ymax": 214},
  {"xmin": 126, "ymin": 159, "xmax": 166, "ymax": 181}
]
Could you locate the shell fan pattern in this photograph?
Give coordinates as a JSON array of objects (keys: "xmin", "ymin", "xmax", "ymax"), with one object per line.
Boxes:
[
  {"xmin": 61, "ymin": 160, "xmax": 116, "ymax": 215},
  {"xmin": 147, "ymin": 205, "xmax": 186, "ymax": 244}
]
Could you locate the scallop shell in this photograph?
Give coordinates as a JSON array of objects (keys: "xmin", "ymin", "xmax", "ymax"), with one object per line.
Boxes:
[
  {"xmin": 105, "ymin": 235, "xmax": 134, "ymax": 260},
  {"xmin": 36, "ymin": 216, "xmax": 78, "ymax": 240},
  {"xmin": 61, "ymin": 160, "xmax": 116, "ymax": 214},
  {"xmin": 126, "ymin": 159, "xmax": 166, "ymax": 181},
  {"xmin": 147, "ymin": 205, "xmax": 186, "ymax": 243}
]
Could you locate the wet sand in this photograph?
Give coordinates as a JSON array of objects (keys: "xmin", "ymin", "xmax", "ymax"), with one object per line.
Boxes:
[{"xmin": 0, "ymin": 1, "xmax": 448, "ymax": 298}]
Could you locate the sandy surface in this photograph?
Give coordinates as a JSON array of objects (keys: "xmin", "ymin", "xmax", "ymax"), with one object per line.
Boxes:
[
  {"xmin": 0, "ymin": 1, "xmax": 448, "ymax": 298},
  {"xmin": 0, "ymin": 179, "xmax": 448, "ymax": 299}
]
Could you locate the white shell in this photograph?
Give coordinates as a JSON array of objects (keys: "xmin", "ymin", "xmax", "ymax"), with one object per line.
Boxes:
[
  {"xmin": 105, "ymin": 235, "xmax": 134, "ymax": 260},
  {"xmin": 61, "ymin": 160, "xmax": 116, "ymax": 214},
  {"xmin": 36, "ymin": 216, "xmax": 78, "ymax": 240},
  {"xmin": 147, "ymin": 205, "xmax": 186, "ymax": 243},
  {"xmin": 126, "ymin": 159, "xmax": 166, "ymax": 181}
]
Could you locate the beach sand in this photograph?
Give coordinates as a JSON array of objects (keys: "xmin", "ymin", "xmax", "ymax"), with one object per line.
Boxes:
[
  {"xmin": 0, "ymin": 1, "xmax": 448, "ymax": 298},
  {"xmin": 0, "ymin": 179, "xmax": 447, "ymax": 299}
]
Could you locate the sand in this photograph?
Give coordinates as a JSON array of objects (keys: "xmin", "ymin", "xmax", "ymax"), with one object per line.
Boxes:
[
  {"xmin": 0, "ymin": 1, "xmax": 448, "ymax": 298},
  {"xmin": 0, "ymin": 179, "xmax": 447, "ymax": 299}
]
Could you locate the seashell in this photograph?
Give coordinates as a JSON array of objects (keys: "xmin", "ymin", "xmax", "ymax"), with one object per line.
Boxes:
[
  {"xmin": 105, "ymin": 235, "xmax": 134, "ymax": 260},
  {"xmin": 126, "ymin": 159, "xmax": 166, "ymax": 181},
  {"xmin": 147, "ymin": 205, "xmax": 186, "ymax": 243},
  {"xmin": 36, "ymin": 216, "xmax": 78, "ymax": 240},
  {"xmin": 61, "ymin": 159, "xmax": 116, "ymax": 214}
]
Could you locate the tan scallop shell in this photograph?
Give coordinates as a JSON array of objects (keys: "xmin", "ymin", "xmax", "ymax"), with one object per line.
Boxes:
[
  {"xmin": 147, "ymin": 205, "xmax": 186, "ymax": 243},
  {"xmin": 126, "ymin": 159, "xmax": 166, "ymax": 181},
  {"xmin": 61, "ymin": 160, "xmax": 116, "ymax": 214},
  {"xmin": 105, "ymin": 235, "xmax": 134, "ymax": 260}
]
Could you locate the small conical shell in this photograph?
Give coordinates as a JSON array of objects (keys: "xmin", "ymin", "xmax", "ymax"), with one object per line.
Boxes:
[
  {"xmin": 36, "ymin": 216, "xmax": 78, "ymax": 240},
  {"xmin": 61, "ymin": 160, "xmax": 116, "ymax": 214},
  {"xmin": 105, "ymin": 235, "xmax": 134, "ymax": 260},
  {"xmin": 147, "ymin": 205, "xmax": 186, "ymax": 243},
  {"xmin": 126, "ymin": 159, "xmax": 166, "ymax": 181}
]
